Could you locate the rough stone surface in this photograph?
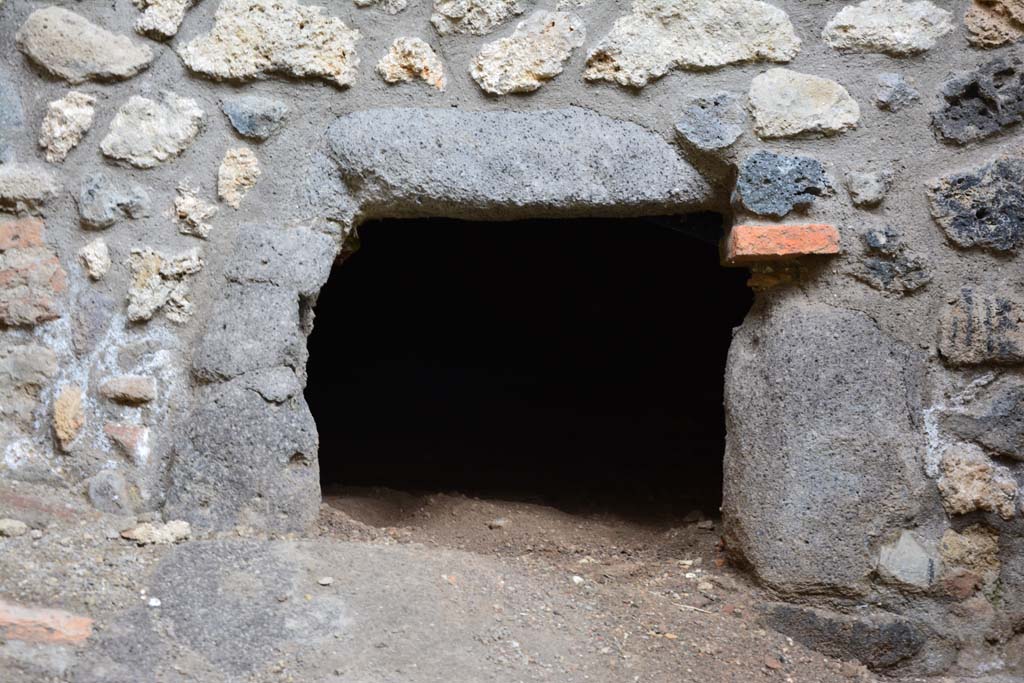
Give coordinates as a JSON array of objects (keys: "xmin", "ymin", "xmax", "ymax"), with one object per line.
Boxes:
[
  {"xmin": 724, "ymin": 224, "xmax": 841, "ymax": 265},
  {"xmin": 937, "ymin": 443, "xmax": 1017, "ymax": 519},
  {"xmin": 0, "ymin": 72, "xmax": 24, "ymax": 130},
  {"xmin": 100, "ymin": 92, "xmax": 205, "ymax": 169},
  {"xmin": 133, "ymin": 0, "xmax": 197, "ymax": 40},
  {"xmin": 723, "ymin": 299, "xmax": 927, "ymax": 594},
  {"xmin": 822, "ymin": 0, "xmax": 953, "ymax": 55},
  {"xmin": 846, "ymin": 168, "xmax": 893, "ymax": 207},
  {"xmin": 931, "ymin": 56, "xmax": 1024, "ymax": 145},
  {"xmin": 377, "ymin": 38, "xmax": 447, "ymax": 90},
  {"xmin": 86, "ymin": 470, "xmax": 134, "ymax": 514},
  {"xmin": 0, "ymin": 164, "xmax": 59, "ymax": 213},
  {"xmin": 221, "ymin": 224, "xmax": 335, "ymax": 296},
  {"xmin": 927, "ymin": 156, "xmax": 1024, "ymax": 252},
  {"xmin": 178, "ymin": 0, "xmax": 361, "ymax": 88},
  {"xmin": 222, "ymin": 95, "xmax": 289, "ymax": 141},
  {"xmin": 877, "ymin": 530, "xmax": 939, "ymax": 590},
  {"xmin": 53, "ymin": 385, "xmax": 84, "ymax": 451},
  {"xmin": 15, "ymin": 7, "xmax": 154, "ymax": 84},
  {"xmin": 77, "ymin": 173, "xmax": 150, "ymax": 229},
  {"xmin": 71, "ymin": 289, "xmax": 115, "ymax": 357},
  {"xmin": 749, "ymin": 69, "xmax": 860, "ymax": 139},
  {"xmin": 471, "ymin": 11, "xmax": 585, "ymax": 95},
  {"xmin": 0, "ymin": 218, "xmax": 67, "ymax": 327},
  {"xmin": 966, "ymin": 0, "xmax": 1024, "ymax": 47},
  {"xmin": 355, "ymin": 0, "xmax": 407, "ymax": 14},
  {"xmin": 78, "ymin": 238, "xmax": 110, "ymax": 280},
  {"xmin": 875, "ymin": 73, "xmax": 919, "ymax": 111},
  {"xmin": 583, "ymin": 0, "xmax": 800, "ymax": 87},
  {"xmin": 38, "ymin": 91, "xmax": 96, "ymax": 164},
  {"xmin": 734, "ymin": 151, "xmax": 830, "ymax": 218},
  {"xmin": 120, "ymin": 520, "xmax": 191, "ymax": 546},
  {"xmin": 174, "ymin": 184, "xmax": 218, "ymax": 238},
  {"xmin": 0, "ymin": 518, "xmax": 29, "ymax": 537},
  {"xmin": 319, "ymin": 108, "xmax": 712, "ymax": 221},
  {"xmin": 0, "ymin": 217, "xmax": 42, "ymax": 251},
  {"xmin": 938, "ymin": 288, "xmax": 1024, "ymax": 366},
  {"xmin": 940, "ymin": 525, "xmax": 1001, "ymax": 590},
  {"xmin": 763, "ymin": 603, "xmax": 926, "ymax": 670},
  {"xmin": 940, "ymin": 380, "xmax": 1024, "ymax": 461},
  {"xmin": 126, "ymin": 247, "xmax": 204, "ymax": 323},
  {"xmin": 99, "ymin": 376, "xmax": 158, "ymax": 405},
  {"xmin": 431, "ymin": 0, "xmax": 523, "ymax": 35},
  {"xmin": 674, "ymin": 92, "xmax": 747, "ymax": 152},
  {"xmin": 0, "ymin": 343, "xmax": 57, "ymax": 434},
  {"xmin": 0, "ymin": 599, "xmax": 93, "ymax": 644},
  {"xmin": 103, "ymin": 423, "xmax": 150, "ymax": 463},
  {"xmin": 849, "ymin": 226, "xmax": 931, "ymax": 295},
  {"xmin": 218, "ymin": 148, "xmax": 261, "ymax": 208}
]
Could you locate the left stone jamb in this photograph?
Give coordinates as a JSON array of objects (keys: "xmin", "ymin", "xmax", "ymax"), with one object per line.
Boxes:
[{"xmin": 165, "ymin": 224, "xmax": 336, "ymax": 532}]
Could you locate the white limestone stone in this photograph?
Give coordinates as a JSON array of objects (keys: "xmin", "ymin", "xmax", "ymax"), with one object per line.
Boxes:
[
  {"xmin": 133, "ymin": 0, "xmax": 197, "ymax": 40},
  {"xmin": 101, "ymin": 92, "xmax": 205, "ymax": 169},
  {"xmin": 471, "ymin": 11, "xmax": 585, "ymax": 95},
  {"xmin": 354, "ymin": 0, "xmax": 407, "ymax": 14},
  {"xmin": 823, "ymin": 0, "xmax": 953, "ymax": 56},
  {"xmin": 127, "ymin": 247, "xmax": 204, "ymax": 323},
  {"xmin": 432, "ymin": 0, "xmax": 523, "ymax": 36},
  {"xmin": 218, "ymin": 148, "xmax": 261, "ymax": 209},
  {"xmin": 749, "ymin": 68, "xmax": 860, "ymax": 139},
  {"xmin": 78, "ymin": 238, "xmax": 110, "ymax": 280},
  {"xmin": 39, "ymin": 91, "xmax": 96, "ymax": 164},
  {"xmin": 175, "ymin": 184, "xmax": 218, "ymax": 239},
  {"xmin": 377, "ymin": 38, "xmax": 447, "ymax": 90}
]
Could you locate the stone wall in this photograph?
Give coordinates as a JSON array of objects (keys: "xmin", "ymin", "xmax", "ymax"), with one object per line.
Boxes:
[{"xmin": 0, "ymin": 0, "xmax": 1022, "ymax": 676}]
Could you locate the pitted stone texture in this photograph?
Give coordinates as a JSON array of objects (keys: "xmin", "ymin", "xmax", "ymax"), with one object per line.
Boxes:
[
  {"xmin": 937, "ymin": 444, "xmax": 1017, "ymax": 519},
  {"xmin": 723, "ymin": 300, "xmax": 927, "ymax": 594},
  {"xmin": 15, "ymin": 7, "xmax": 154, "ymax": 84},
  {"xmin": 78, "ymin": 238, "xmax": 110, "ymax": 280},
  {"xmin": 174, "ymin": 184, "xmax": 218, "ymax": 239},
  {"xmin": 222, "ymin": 224, "xmax": 335, "ymax": 296},
  {"xmin": 178, "ymin": 0, "xmax": 361, "ymax": 88},
  {"xmin": 471, "ymin": 11, "xmax": 585, "ymax": 95},
  {"xmin": 121, "ymin": 520, "xmax": 191, "ymax": 545},
  {"xmin": 53, "ymin": 385, "xmax": 84, "ymax": 451},
  {"xmin": 355, "ymin": 0, "xmax": 408, "ymax": 13},
  {"xmin": 938, "ymin": 288, "xmax": 1024, "ymax": 366},
  {"xmin": 0, "ymin": 164, "xmax": 58, "ymax": 213},
  {"xmin": 846, "ymin": 168, "xmax": 893, "ymax": 207},
  {"xmin": 126, "ymin": 247, "xmax": 203, "ymax": 323},
  {"xmin": 940, "ymin": 525, "xmax": 1001, "ymax": 591},
  {"xmin": 927, "ymin": 156, "xmax": 1024, "ymax": 252},
  {"xmin": 763, "ymin": 604, "xmax": 925, "ymax": 670},
  {"xmin": 77, "ymin": 173, "xmax": 150, "ymax": 229},
  {"xmin": 749, "ymin": 69, "xmax": 860, "ymax": 139},
  {"xmin": 378, "ymin": 38, "xmax": 446, "ymax": 90},
  {"xmin": 101, "ymin": 92, "xmax": 204, "ymax": 169},
  {"xmin": 822, "ymin": 0, "xmax": 953, "ymax": 55},
  {"xmin": 431, "ymin": 0, "xmax": 523, "ymax": 35},
  {"xmin": 875, "ymin": 73, "xmax": 919, "ymax": 111},
  {"xmin": 674, "ymin": 92, "xmax": 747, "ymax": 152},
  {"xmin": 734, "ymin": 151, "xmax": 829, "ymax": 218},
  {"xmin": 0, "ymin": 343, "xmax": 57, "ymax": 434},
  {"xmin": 932, "ymin": 56, "xmax": 1024, "ymax": 145},
  {"xmin": 39, "ymin": 91, "xmax": 95, "ymax": 164},
  {"xmin": 583, "ymin": 0, "xmax": 800, "ymax": 88},
  {"xmin": 86, "ymin": 470, "xmax": 134, "ymax": 514},
  {"xmin": 218, "ymin": 148, "xmax": 261, "ymax": 208},
  {"xmin": 966, "ymin": 0, "xmax": 1024, "ymax": 47},
  {"xmin": 850, "ymin": 226, "xmax": 931, "ymax": 295},
  {"xmin": 940, "ymin": 379, "xmax": 1024, "ymax": 461},
  {"xmin": 877, "ymin": 531, "xmax": 939, "ymax": 590},
  {"xmin": 0, "ymin": 218, "xmax": 66, "ymax": 327},
  {"xmin": 133, "ymin": 0, "xmax": 196, "ymax": 40},
  {"xmin": 319, "ymin": 108, "xmax": 712, "ymax": 221},
  {"xmin": 165, "ymin": 378, "xmax": 320, "ymax": 532},
  {"xmin": 222, "ymin": 95, "xmax": 289, "ymax": 140}
]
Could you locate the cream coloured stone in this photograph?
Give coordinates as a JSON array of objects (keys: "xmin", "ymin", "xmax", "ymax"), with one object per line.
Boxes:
[
  {"xmin": 471, "ymin": 11, "xmax": 585, "ymax": 95},
  {"xmin": 432, "ymin": 0, "xmax": 523, "ymax": 35},
  {"xmin": 53, "ymin": 385, "xmax": 84, "ymax": 451},
  {"xmin": 120, "ymin": 520, "xmax": 191, "ymax": 545},
  {"xmin": 0, "ymin": 164, "xmax": 59, "ymax": 213},
  {"xmin": 966, "ymin": 0, "xmax": 1024, "ymax": 47},
  {"xmin": 823, "ymin": 0, "xmax": 953, "ymax": 55},
  {"xmin": 557, "ymin": 0, "xmax": 593, "ymax": 8},
  {"xmin": 39, "ymin": 91, "xmax": 96, "ymax": 164},
  {"xmin": 15, "ymin": 7, "xmax": 153, "ymax": 84},
  {"xmin": 583, "ymin": 0, "xmax": 800, "ymax": 88},
  {"xmin": 78, "ymin": 238, "xmax": 110, "ymax": 280},
  {"xmin": 218, "ymin": 148, "xmax": 261, "ymax": 209},
  {"xmin": 377, "ymin": 38, "xmax": 447, "ymax": 90},
  {"xmin": 177, "ymin": 0, "xmax": 361, "ymax": 88},
  {"xmin": 749, "ymin": 69, "xmax": 860, "ymax": 139},
  {"xmin": 175, "ymin": 184, "xmax": 218, "ymax": 239},
  {"xmin": 938, "ymin": 444, "xmax": 1017, "ymax": 520},
  {"xmin": 101, "ymin": 92, "xmax": 205, "ymax": 169},
  {"xmin": 127, "ymin": 247, "xmax": 204, "ymax": 323},
  {"xmin": 354, "ymin": 0, "xmax": 407, "ymax": 14},
  {"xmin": 133, "ymin": 0, "xmax": 197, "ymax": 40}
]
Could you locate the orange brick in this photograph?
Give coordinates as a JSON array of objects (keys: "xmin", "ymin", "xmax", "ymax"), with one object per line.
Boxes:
[
  {"xmin": 722, "ymin": 224, "xmax": 840, "ymax": 265},
  {"xmin": 0, "ymin": 218, "xmax": 44, "ymax": 251},
  {"xmin": 0, "ymin": 599, "xmax": 93, "ymax": 644}
]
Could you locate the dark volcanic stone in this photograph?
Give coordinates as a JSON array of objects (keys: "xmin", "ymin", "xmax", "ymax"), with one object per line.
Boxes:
[
  {"xmin": 875, "ymin": 72, "xmax": 919, "ymax": 112},
  {"xmin": 734, "ymin": 150, "xmax": 829, "ymax": 218},
  {"xmin": 941, "ymin": 383, "xmax": 1024, "ymax": 461},
  {"xmin": 939, "ymin": 288, "xmax": 1024, "ymax": 366},
  {"xmin": 763, "ymin": 603, "xmax": 926, "ymax": 670},
  {"xmin": 674, "ymin": 91, "xmax": 747, "ymax": 152},
  {"xmin": 77, "ymin": 173, "xmax": 150, "ymax": 229},
  {"xmin": 222, "ymin": 95, "xmax": 289, "ymax": 141},
  {"xmin": 851, "ymin": 227, "xmax": 931, "ymax": 294},
  {"xmin": 927, "ymin": 157, "xmax": 1024, "ymax": 252},
  {"xmin": 932, "ymin": 56, "xmax": 1024, "ymax": 145}
]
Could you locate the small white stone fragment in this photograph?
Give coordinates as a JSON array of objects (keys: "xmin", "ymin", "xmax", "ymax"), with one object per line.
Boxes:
[
  {"xmin": 127, "ymin": 247, "xmax": 204, "ymax": 323},
  {"xmin": 432, "ymin": 0, "xmax": 523, "ymax": 35},
  {"xmin": 0, "ymin": 518, "xmax": 29, "ymax": 537},
  {"xmin": 177, "ymin": 0, "xmax": 361, "ymax": 88},
  {"xmin": 79, "ymin": 238, "xmax": 110, "ymax": 280},
  {"xmin": 354, "ymin": 0, "xmax": 407, "ymax": 14},
  {"xmin": 218, "ymin": 148, "xmax": 261, "ymax": 209},
  {"xmin": 121, "ymin": 520, "xmax": 192, "ymax": 545},
  {"xmin": 377, "ymin": 38, "xmax": 447, "ymax": 90},
  {"xmin": 877, "ymin": 530, "xmax": 938, "ymax": 589},
  {"xmin": 471, "ymin": 11, "xmax": 585, "ymax": 95},
  {"xmin": 39, "ymin": 91, "xmax": 96, "ymax": 164},
  {"xmin": 571, "ymin": 575, "xmax": 585, "ymax": 586},
  {"xmin": 557, "ymin": 0, "xmax": 593, "ymax": 9},
  {"xmin": 174, "ymin": 184, "xmax": 218, "ymax": 238},
  {"xmin": 133, "ymin": 0, "xmax": 197, "ymax": 40},
  {"xmin": 584, "ymin": 0, "xmax": 801, "ymax": 88},
  {"xmin": 318, "ymin": 576, "xmax": 334, "ymax": 586},
  {"xmin": 147, "ymin": 597, "xmax": 162, "ymax": 607},
  {"xmin": 101, "ymin": 92, "xmax": 205, "ymax": 169},
  {"xmin": 823, "ymin": 0, "xmax": 953, "ymax": 56},
  {"xmin": 749, "ymin": 68, "xmax": 860, "ymax": 139}
]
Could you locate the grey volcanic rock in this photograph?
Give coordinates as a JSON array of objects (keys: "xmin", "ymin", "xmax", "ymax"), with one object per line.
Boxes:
[
  {"xmin": 0, "ymin": 71, "xmax": 24, "ymax": 130},
  {"xmin": 932, "ymin": 56, "xmax": 1024, "ymax": 145},
  {"xmin": 941, "ymin": 380, "xmax": 1024, "ymax": 461},
  {"xmin": 723, "ymin": 300, "xmax": 927, "ymax": 594},
  {"xmin": 222, "ymin": 96, "xmax": 289, "ymax": 141},
  {"xmin": 77, "ymin": 173, "xmax": 150, "ymax": 229},
  {"xmin": 87, "ymin": 470, "xmax": 134, "ymax": 514},
  {"xmin": 674, "ymin": 92, "xmax": 747, "ymax": 152},
  {"xmin": 938, "ymin": 288, "xmax": 1024, "ymax": 365},
  {"xmin": 734, "ymin": 151, "xmax": 829, "ymax": 218},
  {"xmin": 846, "ymin": 167, "xmax": 893, "ymax": 207},
  {"xmin": 223, "ymin": 225, "xmax": 334, "ymax": 295},
  {"xmin": 850, "ymin": 227, "xmax": 931, "ymax": 294},
  {"xmin": 927, "ymin": 157, "xmax": 1024, "ymax": 252},
  {"xmin": 875, "ymin": 73, "xmax": 919, "ymax": 111},
  {"xmin": 319, "ymin": 107, "xmax": 713, "ymax": 221},
  {"xmin": 764, "ymin": 603, "xmax": 926, "ymax": 669}
]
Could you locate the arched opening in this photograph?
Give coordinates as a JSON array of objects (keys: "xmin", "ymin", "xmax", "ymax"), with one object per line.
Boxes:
[{"xmin": 305, "ymin": 215, "xmax": 752, "ymax": 519}]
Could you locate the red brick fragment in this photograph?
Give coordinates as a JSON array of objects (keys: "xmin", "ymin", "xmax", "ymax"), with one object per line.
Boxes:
[
  {"xmin": 723, "ymin": 223, "xmax": 841, "ymax": 265},
  {"xmin": 0, "ymin": 599, "xmax": 93, "ymax": 644}
]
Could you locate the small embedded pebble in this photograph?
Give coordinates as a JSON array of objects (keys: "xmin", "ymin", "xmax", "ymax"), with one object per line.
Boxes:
[
  {"xmin": 697, "ymin": 520, "xmax": 716, "ymax": 531},
  {"xmin": 486, "ymin": 517, "xmax": 509, "ymax": 530},
  {"xmin": 0, "ymin": 518, "xmax": 29, "ymax": 537},
  {"xmin": 148, "ymin": 597, "xmax": 161, "ymax": 607},
  {"xmin": 318, "ymin": 576, "xmax": 334, "ymax": 586},
  {"xmin": 571, "ymin": 575, "xmax": 585, "ymax": 586}
]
